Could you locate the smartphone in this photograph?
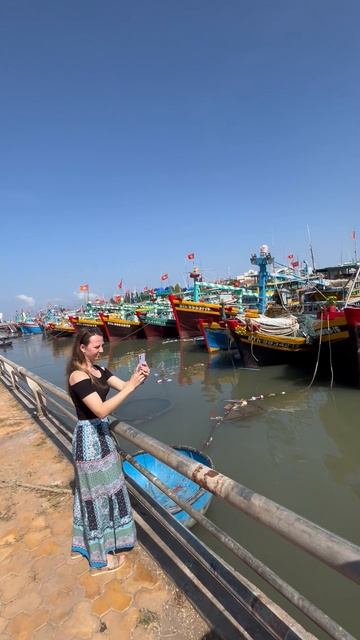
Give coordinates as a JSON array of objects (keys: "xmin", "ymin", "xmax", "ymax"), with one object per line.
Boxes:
[{"xmin": 138, "ymin": 353, "xmax": 146, "ymax": 365}]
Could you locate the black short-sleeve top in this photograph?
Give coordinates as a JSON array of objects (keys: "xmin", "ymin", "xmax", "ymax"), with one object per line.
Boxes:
[{"xmin": 69, "ymin": 365, "xmax": 113, "ymax": 420}]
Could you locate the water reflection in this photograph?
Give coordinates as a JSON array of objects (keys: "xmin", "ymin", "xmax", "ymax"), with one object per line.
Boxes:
[
  {"xmin": 49, "ymin": 336, "xmax": 74, "ymax": 359},
  {"xmin": 321, "ymin": 391, "xmax": 360, "ymax": 500},
  {"xmin": 42, "ymin": 334, "xmax": 360, "ymax": 499}
]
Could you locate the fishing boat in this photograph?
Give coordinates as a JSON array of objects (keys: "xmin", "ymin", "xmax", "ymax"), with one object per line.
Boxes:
[
  {"xmin": 136, "ymin": 299, "xmax": 179, "ymax": 340},
  {"xmin": 0, "ymin": 336, "xmax": 13, "ymax": 348},
  {"xmin": 123, "ymin": 446, "xmax": 214, "ymax": 528},
  {"xmin": 343, "ymin": 306, "xmax": 360, "ymax": 387},
  {"xmin": 226, "ymin": 312, "xmax": 313, "ymax": 366},
  {"xmin": 18, "ymin": 320, "xmax": 43, "ymax": 334},
  {"xmin": 198, "ymin": 319, "xmax": 235, "ymax": 353},
  {"xmin": 46, "ymin": 319, "xmax": 75, "ymax": 338},
  {"xmin": 169, "ymin": 295, "xmax": 240, "ymax": 340},
  {"xmin": 99, "ymin": 308, "xmax": 145, "ymax": 341},
  {"xmin": 69, "ymin": 313, "xmax": 108, "ymax": 340},
  {"xmin": 227, "ymin": 305, "xmax": 352, "ymax": 374},
  {"xmin": 137, "ymin": 310, "xmax": 179, "ymax": 339}
]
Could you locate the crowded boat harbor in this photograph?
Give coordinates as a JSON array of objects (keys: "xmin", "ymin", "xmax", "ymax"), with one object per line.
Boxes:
[{"xmin": 0, "ymin": 343, "xmax": 359, "ymax": 639}]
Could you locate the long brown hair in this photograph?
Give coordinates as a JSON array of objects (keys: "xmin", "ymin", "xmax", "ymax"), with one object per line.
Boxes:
[{"xmin": 66, "ymin": 327, "xmax": 104, "ymax": 390}]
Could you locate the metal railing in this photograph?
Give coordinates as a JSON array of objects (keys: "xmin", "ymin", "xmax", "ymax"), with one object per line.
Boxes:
[{"xmin": 0, "ymin": 353, "xmax": 359, "ymax": 640}]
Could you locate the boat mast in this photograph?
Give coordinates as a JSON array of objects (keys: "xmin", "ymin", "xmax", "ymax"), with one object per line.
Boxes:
[
  {"xmin": 250, "ymin": 244, "xmax": 274, "ymax": 314},
  {"xmin": 307, "ymin": 224, "xmax": 316, "ymax": 271}
]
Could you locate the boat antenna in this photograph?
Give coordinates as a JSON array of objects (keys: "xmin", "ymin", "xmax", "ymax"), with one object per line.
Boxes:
[
  {"xmin": 352, "ymin": 229, "xmax": 358, "ymax": 263},
  {"xmin": 307, "ymin": 225, "xmax": 316, "ymax": 271}
]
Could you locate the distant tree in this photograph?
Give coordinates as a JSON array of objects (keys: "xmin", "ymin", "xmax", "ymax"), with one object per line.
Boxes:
[{"xmin": 173, "ymin": 283, "xmax": 182, "ymax": 293}]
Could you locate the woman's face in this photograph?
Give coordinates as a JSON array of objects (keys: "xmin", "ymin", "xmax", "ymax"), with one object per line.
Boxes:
[{"xmin": 81, "ymin": 334, "xmax": 104, "ymax": 361}]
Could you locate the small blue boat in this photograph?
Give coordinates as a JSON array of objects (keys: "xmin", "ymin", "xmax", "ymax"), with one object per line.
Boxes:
[
  {"xmin": 199, "ymin": 319, "xmax": 235, "ymax": 353},
  {"xmin": 123, "ymin": 446, "xmax": 213, "ymax": 528},
  {"xmin": 19, "ymin": 322, "xmax": 43, "ymax": 334}
]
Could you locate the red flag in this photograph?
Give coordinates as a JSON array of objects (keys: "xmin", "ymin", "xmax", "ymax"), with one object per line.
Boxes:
[
  {"xmin": 291, "ymin": 260, "xmax": 299, "ymax": 268},
  {"xmin": 161, "ymin": 273, "xmax": 169, "ymax": 281},
  {"xmin": 187, "ymin": 252, "xmax": 195, "ymax": 260},
  {"xmin": 287, "ymin": 254, "xmax": 294, "ymax": 260},
  {"xmin": 352, "ymin": 229, "xmax": 356, "ymax": 240},
  {"xmin": 118, "ymin": 279, "xmax": 123, "ymax": 289},
  {"xmin": 79, "ymin": 284, "xmax": 89, "ymax": 292}
]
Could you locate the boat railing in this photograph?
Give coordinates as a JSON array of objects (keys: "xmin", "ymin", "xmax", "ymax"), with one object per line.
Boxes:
[{"xmin": 0, "ymin": 353, "xmax": 358, "ymax": 640}]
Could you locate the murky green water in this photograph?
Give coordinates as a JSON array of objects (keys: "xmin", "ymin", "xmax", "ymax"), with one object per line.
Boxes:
[{"xmin": 3, "ymin": 334, "xmax": 360, "ymax": 637}]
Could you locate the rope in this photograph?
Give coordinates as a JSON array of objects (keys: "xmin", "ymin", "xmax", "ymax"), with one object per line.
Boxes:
[
  {"xmin": 308, "ymin": 312, "xmax": 323, "ymax": 388},
  {"xmin": 110, "ymin": 323, "xmax": 145, "ymax": 342},
  {"xmin": 327, "ymin": 314, "xmax": 334, "ymax": 390},
  {"xmin": 249, "ymin": 331, "xmax": 259, "ymax": 362}
]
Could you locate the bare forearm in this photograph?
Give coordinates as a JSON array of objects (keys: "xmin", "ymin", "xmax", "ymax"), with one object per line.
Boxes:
[{"xmin": 96, "ymin": 381, "xmax": 136, "ymax": 419}]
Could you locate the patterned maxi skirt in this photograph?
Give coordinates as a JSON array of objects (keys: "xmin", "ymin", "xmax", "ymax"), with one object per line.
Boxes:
[{"xmin": 71, "ymin": 418, "xmax": 136, "ymax": 568}]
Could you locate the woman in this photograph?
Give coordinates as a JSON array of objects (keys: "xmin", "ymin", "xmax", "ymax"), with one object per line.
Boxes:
[{"xmin": 67, "ymin": 327, "xmax": 149, "ymax": 575}]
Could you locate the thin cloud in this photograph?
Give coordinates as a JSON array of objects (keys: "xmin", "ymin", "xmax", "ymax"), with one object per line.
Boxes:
[{"xmin": 16, "ymin": 294, "xmax": 35, "ymax": 307}]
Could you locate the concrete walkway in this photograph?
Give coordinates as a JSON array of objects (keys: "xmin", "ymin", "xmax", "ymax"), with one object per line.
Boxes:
[{"xmin": 0, "ymin": 383, "xmax": 212, "ymax": 640}]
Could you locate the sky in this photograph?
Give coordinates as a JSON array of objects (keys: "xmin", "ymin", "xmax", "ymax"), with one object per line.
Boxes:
[{"xmin": 1, "ymin": 0, "xmax": 360, "ymax": 318}]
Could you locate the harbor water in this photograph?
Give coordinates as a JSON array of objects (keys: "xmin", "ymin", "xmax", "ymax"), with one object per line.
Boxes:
[{"xmin": 3, "ymin": 333, "xmax": 360, "ymax": 638}]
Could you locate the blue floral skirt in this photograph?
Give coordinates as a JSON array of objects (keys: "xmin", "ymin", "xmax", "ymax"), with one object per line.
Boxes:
[{"xmin": 71, "ymin": 418, "xmax": 136, "ymax": 568}]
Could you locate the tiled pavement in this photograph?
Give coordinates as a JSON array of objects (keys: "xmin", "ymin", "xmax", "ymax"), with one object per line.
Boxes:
[{"xmin": 0, "ymin": 383, "xmax": 212, "ymax": 640}]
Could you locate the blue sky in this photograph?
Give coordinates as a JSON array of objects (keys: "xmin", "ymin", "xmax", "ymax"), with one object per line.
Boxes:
[{"xmin": 1, "ymin": 0, "xmax": 359, "ymax": 318}]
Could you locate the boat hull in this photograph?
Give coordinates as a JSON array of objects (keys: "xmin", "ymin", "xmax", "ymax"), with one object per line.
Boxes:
[
  {"xmin": 228, "ymin": 311, "xmax": 356, "ymax": 382},
  {"xmin": 138, "ymin": 314, "xmax": 179, "ymax": 340},
  {"xmin": 199, "ymin": 320, "xmax": 235, "ymax": 353},
  {"xmin": 123, "ymin": 446, "xmax": 213, "ymax": 529},
  {"xmin": 100, "ymin": 313, "xmax": 145, "ymax": 341},
  {"xmin": 0, "ymin": 338, "xmax": 12, "ymax": 348},
  {"xmin": 68, "ymin": 316, "xmax": 108, "ymax": 341},
  {"xmin": 46, "ymin": 323, "xmax": 75, "ymax": 338},
  {"xmin": 343, "ymin": 306, "xmax": 360, "ymax": 387},
  {"xmin": 19, "ymin": 323, "xmax": 43, "ymax": 334},
  {"xmin": 169, "ymin": 295, "xmax": 237, "ymax": 340}
]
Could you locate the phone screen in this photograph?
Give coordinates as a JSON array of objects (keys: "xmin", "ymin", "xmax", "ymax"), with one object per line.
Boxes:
[{"xmin": 138, "ymin": 353, "xmax": 146, "ymax": 364}]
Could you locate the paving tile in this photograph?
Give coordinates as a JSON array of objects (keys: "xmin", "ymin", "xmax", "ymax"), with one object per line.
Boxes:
[
  {"xmin": 32, "ymin": 623, "xmax": 56, "ymax": 640},
  {"xmin": 0, "ymin": 546, "xmax": 13, "ymax": 565},
  {"xmin": 0, "ymin": 573, "xmax": 30, "ymax": 603},
  {"xmin": 38, "ymin": 571, "xmax": 75, "ymax": 597},
  {"xmin": 0, "ymin": 528, "xmax": 19, "ymax": 546},
  {"xmin": 6, "ymin": 610, "xmax": 49, "ymax": 639},
  {"xmin": 91, "ymin": 579, "xmax": 133, "ymax": 616},
  {"xmin": 45, "ymin": 587, "xmax": 84, "ymax": 623},
  {"xmin": 102, "ymin": 607, "xmax": 139, "ymax": 640},
  {"xmin": 50, "ymin": 516, "xmax": 72, "ymax": 537},
  {"xmin": 79, "ymin": 571, "xmax": 113, "ymax": 600},
  {"xmin": 55, "ymin": 557, "xmax": 89, "ymax": 578},
  {"xmin": 2, "ymin": 588, "xmax": 42, "ymax": 619},
  {"xmin": 123, "ymin": 560, "xmax": 160, "ymax": 593},
  {"xmin": 0, "ymin": 616, "xmax": 8, "ymax": 634},
  {"xmin": 22, "ymin": 528, "xmax": 51, "ymax": 550},
  {"xmin": 31, "ymin": 539, "xmax": 61, "ymax": 559},
  {"xmin": 31, "ymin": 552, "xmax": 69, "ymax": 582},
  {"xmin": 60, "ymin": 601, "xmax": 100, "ymax": 639},
  {"xmin": 134, "ymin": 586, "xmax": 170, "ymax": 615},
  {"xmin": 29, "ymin": 514, "xmax": 48, "ymax": 531},
  {"xmin": 0, "ymin": 548, "xmax": 33, "ymax": 577}
]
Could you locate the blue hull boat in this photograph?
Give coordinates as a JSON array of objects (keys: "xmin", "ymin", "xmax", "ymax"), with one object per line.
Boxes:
[
  {"xmin": 19, "ymin": 322, "xmax": 43, "ymax": 334},
  {"xmin": 123, "ymin": 446, "xmax": 213, "ymax": 528},
  {"xmin": 199, "ymin": 320, "xmax": 235, "ymax": 353}
]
